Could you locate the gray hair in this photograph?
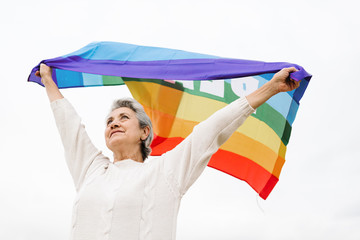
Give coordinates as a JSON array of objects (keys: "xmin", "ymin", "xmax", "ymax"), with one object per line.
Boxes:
[{"xmin": 108, "ymin": 98, "xmax": 153, "ymax": 161}]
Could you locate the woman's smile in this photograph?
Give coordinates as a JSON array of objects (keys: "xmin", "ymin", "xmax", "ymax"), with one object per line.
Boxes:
[{"xmin": 110, "ymin": 129, "xmax": 125, "ymax": 138}]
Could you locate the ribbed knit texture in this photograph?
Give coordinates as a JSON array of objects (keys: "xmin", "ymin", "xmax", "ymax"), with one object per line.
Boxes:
[{"xmin": 50, "ymin": 97, "xmax": 254, "ymax": 240}]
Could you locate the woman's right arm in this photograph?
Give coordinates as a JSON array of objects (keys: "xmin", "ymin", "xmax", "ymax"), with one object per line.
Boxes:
[
  {"xmin": 35, "ymin": 63, "xmax": 64, "ymax": 102},
  {"xmin": 37, "ymin": 64, "xmax": 109, "ymax": 191}
]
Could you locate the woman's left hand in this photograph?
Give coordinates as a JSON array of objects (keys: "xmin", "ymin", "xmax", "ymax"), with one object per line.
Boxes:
[
  {"xmin": 246, "ymin": 67, "xmax": 301, "ymax": 109},
  {"xmin": 269, "ymin": 67, "xmax": 301, "ymax": 93}
]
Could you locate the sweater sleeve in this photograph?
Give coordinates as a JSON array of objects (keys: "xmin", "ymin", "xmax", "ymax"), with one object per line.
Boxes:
[
  {"xmin": 162, "ymin": 97, "xmax": 255, "ymax": 197},
  {"xmin": 51, "ymin": 98, "xmax": 109, "ymax": 191}
]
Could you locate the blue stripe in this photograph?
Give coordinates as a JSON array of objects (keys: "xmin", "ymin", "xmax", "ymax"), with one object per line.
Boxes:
[
  {"xmin": 254, "ymin": 76, "xmax": 299, "ymax": 125},
  {"xmin": 255, "ymin": 73, "xmax": 309, "ymax": 104},
  {"xmin": 63, "ymin": 41, "xmax": 219, "ymax": 61},
  {"xmin": 55, "ymin": 69, "xmax": 83, "ymax": 88},
  {"xmin": 82, "ymin": 72, "xmax": 103, "ymax": 86}
]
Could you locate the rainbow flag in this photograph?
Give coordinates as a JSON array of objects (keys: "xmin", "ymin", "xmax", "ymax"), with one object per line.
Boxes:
[{"xmin": 28, "ymin": 42, "xmax": 311, "ymax": 199}]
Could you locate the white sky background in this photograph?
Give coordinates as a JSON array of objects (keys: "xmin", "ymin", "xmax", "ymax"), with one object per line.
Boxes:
[{"xmin": 0, "ymin": 0, "xmax": 359, "ymax": 239}]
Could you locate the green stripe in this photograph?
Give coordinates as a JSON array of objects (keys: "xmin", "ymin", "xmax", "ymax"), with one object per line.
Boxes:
[
  {"xmin": 122, "ymin": 77, "xmax": 292, "ymax": 145},
  {"xmin": 254, "ymin": 104, "xmax": 291, "ymax": 145},
  {"xmin": 103, "ymin": 75, "xmax": 125, "ymax": 85}
]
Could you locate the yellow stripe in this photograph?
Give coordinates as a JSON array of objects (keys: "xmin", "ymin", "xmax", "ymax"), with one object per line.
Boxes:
[
  {"xmin": 125, "ymin": 80, "xmax": 287, "ymax": 176},
  {"xmin": 141, "ymin": 104, "xmax": 284, "ymax": 177},
  {"xmin": 239, "ymin": 117, "xmax": 286, "ymax": 158},
  {"xmin": 126, "ymin": 81, "xmax": 287, "ymax": 157}
]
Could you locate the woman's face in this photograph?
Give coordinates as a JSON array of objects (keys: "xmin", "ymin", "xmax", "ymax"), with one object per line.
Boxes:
[{"xmin": 105, "ymin": 107, "xmax": 148, "ymax": 152}]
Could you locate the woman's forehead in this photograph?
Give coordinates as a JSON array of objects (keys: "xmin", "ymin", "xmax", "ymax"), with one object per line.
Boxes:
[{"xmin": 109, "ymin": 107, "xmax": 136, "ymax": 117}]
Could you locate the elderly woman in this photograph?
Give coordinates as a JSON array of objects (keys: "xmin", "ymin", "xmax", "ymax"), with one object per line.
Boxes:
[{"xmin": 36, "ymin": 63, "xmax": 299, "ymax": 240}]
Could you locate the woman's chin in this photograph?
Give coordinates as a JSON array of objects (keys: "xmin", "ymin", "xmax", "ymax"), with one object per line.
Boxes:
[{"xmin": 107, "ymin": 137, "xmax": 130, "ymax": 151}]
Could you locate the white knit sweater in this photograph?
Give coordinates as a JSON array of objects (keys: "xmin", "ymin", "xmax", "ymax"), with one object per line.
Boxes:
[{"xmin": 51, "ymin": 97, "xmax": 254, "ymax": 240}]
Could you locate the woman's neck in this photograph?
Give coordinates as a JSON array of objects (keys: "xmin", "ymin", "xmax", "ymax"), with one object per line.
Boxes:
[{"xmin": 112, "ymin": 148, "xmax": 143, "ymax": 163}]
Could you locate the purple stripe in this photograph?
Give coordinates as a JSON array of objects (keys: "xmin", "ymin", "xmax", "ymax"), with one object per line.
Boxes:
[{"xmin": 28, "ymin": 56, "xmax": 312, "ymax": 83}]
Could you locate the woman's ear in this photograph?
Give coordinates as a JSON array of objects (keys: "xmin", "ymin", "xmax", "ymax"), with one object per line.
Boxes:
[{"xmin": 141, "ymin": 126, "xmax": 150, "ymax": 141}]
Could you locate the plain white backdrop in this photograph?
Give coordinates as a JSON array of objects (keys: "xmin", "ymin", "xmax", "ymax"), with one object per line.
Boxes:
[{"xmin": 0, "ymin": 0, "xmax": 359, "ymax": 239}]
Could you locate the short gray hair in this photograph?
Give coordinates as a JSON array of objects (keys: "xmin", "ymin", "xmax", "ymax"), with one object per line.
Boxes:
[{"xmin": 108, "ymin": 98, "xmax": 153, "ymax": 161}]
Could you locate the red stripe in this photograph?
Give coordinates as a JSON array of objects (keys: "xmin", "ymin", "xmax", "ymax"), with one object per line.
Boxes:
[
  {"xmin": 150, "ymin": 134, "xmax": 278, "ymax": 199},
  {"xmin": 208, "ymin": 150, "xmax": 278, "ymax": 200},
  {"xmin": 150, "ymin": 135, "xmax": 183, "ymax": 155}
]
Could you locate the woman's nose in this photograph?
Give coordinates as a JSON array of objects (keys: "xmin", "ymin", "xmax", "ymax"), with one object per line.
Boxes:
[{"xmin": 111, "ymin": 121, "xmax": 120, "ymax": 129}]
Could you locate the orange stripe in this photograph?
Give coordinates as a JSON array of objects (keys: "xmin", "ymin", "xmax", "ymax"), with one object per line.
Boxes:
[
  {"xmin": 144, "ymin": 104, "xmax": 284, "ymax": 178},
  {"xmin": 127, "ymin": 81, "xmax": 285, "ymax": 178},
  {"xmin": 126, "ymin": 80, "xmax": 287, "ymax": 157},
  {"xmin": 151, "ymin": 134, "xmax": 278, "ymax": 200}
]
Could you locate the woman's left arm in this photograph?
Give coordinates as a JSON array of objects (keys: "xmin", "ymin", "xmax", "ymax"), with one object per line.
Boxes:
[
  {"xmin": 246, "ymin": 67, "xmax": 300, "ymax": 109},
  {"xmin": 162, "ymin": 67, "xmax": 300, "ymax": 197}
]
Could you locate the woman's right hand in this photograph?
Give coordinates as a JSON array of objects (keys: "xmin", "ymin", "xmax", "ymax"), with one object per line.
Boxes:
[
  {"xmin": 35, "ymin": 63, "xmax": 53, "ymax": 85},
  {"xmin": 35, "ymin": 63, "xmax": 64, "ymax": 102}
]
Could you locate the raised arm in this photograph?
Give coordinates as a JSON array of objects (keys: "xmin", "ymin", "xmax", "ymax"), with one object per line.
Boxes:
[
  {"xmin": 162, "ymin": 67, "xmax": 300, "ymax": 196},
  {"xmin": 35, "ymin": 63, "xmax": 64, "ymax": 102},
  {"xmin": 37, "ymin": 64, "xmax": 108, "ymax": 191},
  {"xmin": 246, "ymin": 67, "xmax": 300, "ymax": 109}
]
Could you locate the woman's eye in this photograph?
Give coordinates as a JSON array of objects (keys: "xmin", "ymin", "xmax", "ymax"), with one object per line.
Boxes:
[
  {"xmin": 107, "ymin": 120, "xmax": 113, "ymax": 125},
  {"xmin": 121, "ymin": 115, "xmax": 129, "ymax": 120}
]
